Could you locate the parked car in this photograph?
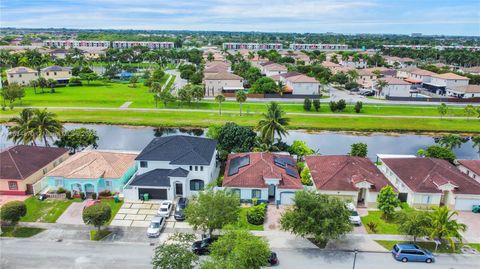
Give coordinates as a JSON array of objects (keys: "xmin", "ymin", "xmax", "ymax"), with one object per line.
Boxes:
[
  {"xmin": 83, "ymin": 199, "xmax": 100, "ymax": 210},
  {"xmin": 174, "ymin": 198, "xmax": 188, "ymax": 221},
  {"xmin": 391, "ymin": 244, "xmax": 435, "ymax": 263},
  {"xmin": 361, "ymin": 91, "xmax": 375, "ymax": 96},
  {"xmin": 268, "ymin": 252, "xmax": 279, "ymax": 266},
  {"xmin": 147, "ymin": 216, "xmax": 165, "ymax": 238},
  {"xmin": 157, "ymin": 200, "xmax": 173, "ymax": 218},
  {"xmin": 349, "ymin": 210, "xmax": 361, "ymax": 226},
  {"xmin": 192, "ymin": 236, "xmax": 218, "ymax": 255}
]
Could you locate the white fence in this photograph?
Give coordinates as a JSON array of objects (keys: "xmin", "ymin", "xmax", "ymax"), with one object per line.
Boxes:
[{"xmin": 32, "ymin": 177, "xmax": 48, "ymax": 195}]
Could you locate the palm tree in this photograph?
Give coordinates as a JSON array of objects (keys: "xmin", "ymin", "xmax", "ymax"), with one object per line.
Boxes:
[
  {"xmin": 150, "ymin": 82, "xmax": 162, "ymax": 108},
  {"xmin": 257, "ymin": 102, "xmax": 290, "ymax": 146},
  {"xmin": 236, "ymin": 90, "xmax": 247, "ymax": 116},
  {"xmin": 347, "ymin": 70, "xmax": 359, "ymax": 83},
  {"xmin": 436, "ymin": 134, "xmax": 464, "ymax": 150},
  {"xmin": 30, "ymin": 80, "xmax": 39, "ymax": 94},
  {"xmin": 277, "ymin": 81, "xmax": 286, "ymax": 95},
  {"xmin": 30, "ymin": 109, "xmax": 64, "ymax": 147},
  {"xmin": 215, "ymin": 94, "xmax": 225, "ymax": 115},
  {"xmin": 7, "ymin": 108, "xmax": 37, "ymax": 145},
  {"xmin": 375, "ymin": 80, "xmax": 388, "ymax": 97},
  {"xmin": 428, "ymin": 207, "xmax": 466, "ymax": 251}
]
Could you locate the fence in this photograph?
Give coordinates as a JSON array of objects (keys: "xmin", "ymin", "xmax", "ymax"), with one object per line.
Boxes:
[
  {"xmin": 386, "ymin": 96, "xmax": 480, "ymax": 103},
  {"xmin": 32, "ymin": 177, "xmax": 48, "ymax": 195},
  {"xmin": 223, "ymin": 93, "xmax": 321, "ymax": 99}
]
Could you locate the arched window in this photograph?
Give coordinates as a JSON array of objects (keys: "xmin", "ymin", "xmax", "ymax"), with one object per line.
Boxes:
[{"xmin": 190, "ymin": 179, "xmax": 204, "ymax": 191}]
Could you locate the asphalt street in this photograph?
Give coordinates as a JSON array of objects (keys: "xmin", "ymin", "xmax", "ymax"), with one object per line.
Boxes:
[{"xmin": 1, "ymin": 238, "xmax": 479, "ymax": 269}]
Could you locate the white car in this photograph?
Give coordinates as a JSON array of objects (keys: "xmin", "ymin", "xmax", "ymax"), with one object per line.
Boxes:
[
  {"xmin": 157, "ymin": 200, "xmax": 173, "ymax": 218},
  {"xmin": 349, "ymin": 210, "xmax": 362, "ymax": 226},
  {"xmin": 147, "ymin": 216, "xmax": 165, "ymax": 238}
]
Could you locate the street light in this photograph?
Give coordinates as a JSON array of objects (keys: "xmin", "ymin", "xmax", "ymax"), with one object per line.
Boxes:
[{"xmin": 352, "ymin": 248, "xmax": 358, "ymax": 269}]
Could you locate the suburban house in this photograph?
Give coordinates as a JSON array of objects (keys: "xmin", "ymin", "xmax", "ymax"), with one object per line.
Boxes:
[
  {"xmin": 46, "ymin": 150, "xmax": 138, "ymax": 196},
  {"xmin": 204, "ymin": 61, "xmax": 230, "ymax": 74},
  {"xmin": 204, "ymin": 72, "xmax": 244, "ymax": 96},
  {"xmin": 376, "ymin": 155, "xmax": 480, "ymax": 210},
  {"xmin": 222, "ymin": 152, "xmax": 303, "ymax": 205},
  {"xmin": 49, "ymin": 48, "xmax": 69, "ymax": 59},
  {"xmin": 423, "ymin": 72, "xmax": 470, "ymax": 95},
  {"xmin": 260, "ymin": 62, "xmax": 288, "ymax": 77},
  {"xmin": 40, "ymin": 66, "xmax": 72, "ymax": 84},
  {"xmin": 0, "ymin": 145, "xmax": 69, "ymax": 195},
  {"xmin": 123, "ymin": 136, "xmax": 218, "ymax": 201},
  {"xmin": 272, "ymin": 72, "xmax": 320, "ymax": 95},
  {"xmin": 457, "ymin": 160, "xmax": 480, "ymax": 183},
  {"xmin": 375, "ymin": 77, "xmax": 412, "ymax": 98},
  {"xmin": 384, "ymin": 56, "xmax": 416, "ymax": 68},
  {"xmin": 460, "ymin": 66, "xmax": 480, "ymax": 75},
  {"xmin": 81, "ymin": 48, "xmax": 107, "ymax": 59},
  {"xmin": 321, "ymin": 61, "xmax": 341, "ymax": 71},
  {"xmin": 6, "ymin": 66, "xmax": 39, "ymax": 85},
  {"xmin": 339, "ymin": 56, "xmax": 367, "ymax": 69},
  {"xmin": 396, "ymin": 67, "xmax": 436, "ymax": 85},
  {"xmin": 446, "ymin": 85, "xmax": 480, "ymax": 98},
  {"xmin": 305, "ymin": 155, "xmax": 393, "ymax": 207}
]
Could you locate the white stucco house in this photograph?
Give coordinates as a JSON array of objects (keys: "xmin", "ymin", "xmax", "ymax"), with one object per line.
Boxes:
[
  {"xmin": 260, "ymin": 62, "xmax": 288, "ymax": 77},
  {"xmin": 6, "ymin": 66, "xmax": 39, "ymax": 86},
  {"xmin": 305, "ymin": 155, "xmax": 394, "ymax": 208},
  {"xmin": 203, "ymin": 72, "xmax": 244, "ymax": 96},
  {"xmin": 457, "ymin": 160, "xmax": 480, "ymax": 183},
  {"xmin": 272, "ymin": 72, "xmax": 320, "ymax": 95},
  {"xmin": 222, "ymin": 152, "xmax": 303, "ymax": 205},
  {"xmin": 424, "ymin": 72, "xmax": 470, "ymax": 95},
  {"xmin": 376, "ymin": 155, "xmax": 480, "ymax": 211},
  {"xmin": 376, "ymin": 77, "xmax": 412, "ymax": 98},
  {"xmin": 123, "ymin": 136, "xmax": 218, "ymax": 201},
  {"xmin": 447, "ymin": 85, "xmax": 480, "ymax": 98}
]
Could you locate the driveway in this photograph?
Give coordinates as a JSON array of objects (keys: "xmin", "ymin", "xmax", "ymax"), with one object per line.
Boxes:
[
  {"xmin": 456, "ymin": 212, "xmax": 480, "ymax": 243},
  {"xmin": 0, "ymin": 195, "xmax": 30, "ymax": 207},
  {"xmin": 56, "ymin": 201, "xmax": 86, "ymax": 225},
  {"xmin": 264, "ymin": 205, "xmax": 288, "ymax": 230}
]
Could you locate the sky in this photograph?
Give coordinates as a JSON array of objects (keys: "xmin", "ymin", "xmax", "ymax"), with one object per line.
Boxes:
[{"xmin": 1, "ymin": 0, "xmax": 479, "ymax": 35}]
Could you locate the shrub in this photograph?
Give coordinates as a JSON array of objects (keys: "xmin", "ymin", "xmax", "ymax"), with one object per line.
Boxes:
[
  {"xmin": 313, "ymin": 99, "xmax": 320, "ymax": 111},
  {"xmin": 65, "ymin": 190, "xmax": 72, "ymax": 199},
  {"xmin": 366, "ymin": 222, "xmax": 378, "ymax": 233},
  {"xmin": 399, "ymin": 202, "xmax": 410, "ymax": 211},
  {"xmin": 297, "ymin": 162, "xmax": 305, "ymax": 173},
  {"xmin": 303, "ymin": 98, "xmax": 312, "ymax": 111},
  {"xmin": 99, "ymin": 190, "xmax": 112, "ymax": 197},
  {"xmin": 246, "ymin": 204, "xmax": 267, "ymax": 225},
  {"xmin": 0, "ymin": 201, "xmax": 27, "ymax": 225},
  {"xmin": 80, "ymin": 192, "xmax": 86, "ymax": 200},
  {"xmin": 216, "ymin": 176, "xmax": 224, "ymax": 187},
  {"xmin": 252, "ymin": 198, "xmax": 258, "ymax": 206},
  {"xmin": 300, "ymin": 167, "xmax": 313, "ymax": 186},
  {"xmin": 92, "ymin": 192, "xmax": 97, "ymax": 200},
  {"xmin": 329, "ymin": 101, "xmax": 337, "ymax": 112},
  {"xmin": 354, "ymin": 101, "xmax": 363, "ymax": 113},
  {"xmin": 336, "ymin": 99, "xmax": 346, "ymax": 111},
  {"xmin": 56, "ymin": 187, "xmax": 66, "ymax": 194},
  {"xmin": 68, "ymin": 76, "xmax": 82, "ymax": 86}
]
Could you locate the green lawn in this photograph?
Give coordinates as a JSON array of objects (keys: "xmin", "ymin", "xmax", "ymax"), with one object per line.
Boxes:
[
  {"xmin": 101, "ymin": 199, "xmax": 124, "ymax": 224},
  {"xmin": 467, "ymin": 244, "xmax": 480, "ymax": 252},
  {"xmin": 20, "ymin": 197, "xmax": 73, "ymax": 223},
  {"xmin": 90, "ymin": 229, "xmax": 112, "ymax": 241},
  {"xmin": 360, "ymin": 211, "xmax": 401, "ymax": 234},
  {"xmin": 232, "ymin": 207, "xmax": 264, "ymax": 231},
  {"xmin": 375, "ymin": 240, "xmax": 462, "ymax": 254},
  {"xmin": 0, "ymin": 226, "xmax": 45, "ymax": 238}
]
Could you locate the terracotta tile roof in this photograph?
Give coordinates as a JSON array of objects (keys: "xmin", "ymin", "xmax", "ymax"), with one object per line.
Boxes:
[
  {"xmin": 450, "ymin": 85, "xmax": 480, "ymax": 93},
  {"xmin": 305, "ymin": 155, "xmax": 392, "ymax": 192},
  {"xmin": 379, "ymin": 77, "xmax": 411, "ymax": 85},
  {"xmin": 204, "ymin": 72, "xmax": 243, "ymax": 80},
  {"xmin": 409, "ymin": 68, "xmax": 437, "ymax": 77},
  {"xmin": 382, "ymin": 158, "xmax": 480, "ymax": 194},
  {"xmin": 286, "ymin": 74, "xmax": 319, "ymax": 83},
  {"xmin": 47, "ymin": 150, "xmax": 136, "ymax": 179},
  {"xmin": 1, "ymin": 145, "xmax": 68, "ymax": 180},
  {"xmin": 263, "ymin": 63, "xmax": 288, "ymax": 71},
  {"xmin": 432, "ymin": 72, "xmax": 469, "ymax": 80},
  {"xmin": 322, "ymin": 61, "xmax": 341, "ymax": 68},
  {"xmin": 223, "ymin": 152, "xmax": 303, "ymax": 190},
  {"xmin": 457, "ymin": 160, "xmax": 480, "ymax": 176},
  {"xmin": 463, "ymin": 66, "xmax": 480, "ymax": 73}
]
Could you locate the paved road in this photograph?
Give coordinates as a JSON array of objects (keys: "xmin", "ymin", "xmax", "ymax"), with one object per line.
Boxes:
[
  {"xmin": 165, "ymin": 69, "xmax": 187, "ymax": 92},
  {"xmin": 1, "ymin": 238, "xmax": 479, "ymax": 269}
]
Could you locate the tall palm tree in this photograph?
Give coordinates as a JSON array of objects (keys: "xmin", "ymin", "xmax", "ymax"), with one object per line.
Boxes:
[
  {"xmin": 215, "ymin": 94, "xmax": 225, "ymax": 115},
  {"xmin": 277, "ymin": 81, "xmax": 286, "ymax": 95},
  {"xmin": 436, "ymin": 134, "xmax": 465, "ymax": 150},
  {"xmin": 428, "ymin": 206, "xmax": 466, "ymax": 251},
  {"xmin": 235, "ymin": 90, "xmax": 247, "ymax": 116},
  {"xmin": 257, "ymin": 102, "xmax": 290, "ymax": 146},
  {"xmin": 375, "ymin": 80, "xmax": 388, "ymax": 97},
  {"xmin": 30, "ymin": 109, "xmax": 64, "ymax": 147},
  {"xmin": 8, "ymin": 108, "xmax": 37, "ymax": 145}
]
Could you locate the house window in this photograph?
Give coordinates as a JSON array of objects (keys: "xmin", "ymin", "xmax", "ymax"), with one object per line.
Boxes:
[
  {"xmin": 232, "ymin": 188, "xmax": 241, "ymax": 197},
  {"xmin": 42, "ymin": 168, "xmax": 48, "ymax": 175},
  {"xmin": 105, "ymin": 180, "xmax": 112, "ymax": 189},
  {"xmin": 19, "ymin": 74, "xmax": 22, "ymax": 77},
  {"xmin": 55, "ymin": 179, "xmax": 63, "ymax": 187},
  {"xmin": 195, "ymin": 166, "xmax": 198, "ymax": 171},
  {"xmin": 140, "ymin": 161, "xmax": 148, "ymax": 168},
  {"xmin": 8, "ymin": 181, "xmax": 18, "ymax": 190},
  {"xmin": 252, "ymin": 189, "xmax": 262, "ymax": 199},
  {"xmin": 189, "ymin": 166, "xmax": 193, "ymax": 171},
  {"xmin": 200, "ymin": 166, "xmax": 204, "ymax": 171},
  {"xmin": 190, "ymin": 180, "xmax": 204, "ymax": 191},
  {"xmin": 54, "ymin": 72, "xmax": 57, "ymax": 75},
  {"xmin": 46, "ymin": 72, "xmax": 49, "ymax": 76}
]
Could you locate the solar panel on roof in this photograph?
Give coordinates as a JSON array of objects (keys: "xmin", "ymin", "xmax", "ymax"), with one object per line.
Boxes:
[
  {"xmin": 285, "ymin": 167, "xmax": 298, "ymax": 178},
  {"xmin": 273, "ymin": 157, "xmax": 294, "ymax": 168},
  {"xmin": 227, "ymin": 155, "xmax": 250, "ymax": 176}
]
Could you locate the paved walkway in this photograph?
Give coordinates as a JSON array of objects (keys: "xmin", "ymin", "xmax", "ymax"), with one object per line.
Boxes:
[
  {"xmin": 119, "ymin": 101, "xmax": 132, "ymax": 109},
  {"xmin": 56, "ymin": 200, "xmax": 86, "ymax": 225}
]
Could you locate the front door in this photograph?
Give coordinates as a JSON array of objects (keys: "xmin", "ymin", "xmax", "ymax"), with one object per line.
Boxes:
[{"xmin": 175, "ymin": 183, "xmax": 183, "ymax": 196}]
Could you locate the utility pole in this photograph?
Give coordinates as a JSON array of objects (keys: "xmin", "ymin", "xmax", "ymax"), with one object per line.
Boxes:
[{"xmin": 352, "ymin": 249, "xmax": 358, "ymax": 269}]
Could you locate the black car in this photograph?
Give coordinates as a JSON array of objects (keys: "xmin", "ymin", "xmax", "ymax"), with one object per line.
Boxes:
[
  {"xmin": 361, "ymin": 91, "xmax": 375, "ymax": 96},
  {"xmin": 174, "ymin": 198, "xmax": 188, "ymax": 221},
  {"xmin": 191, "ymin": 236, "xmax": 218, "ymax": 255},
  {"xmin": 268, "ymin": 252, "xmax": 279, "ymax": 266}
]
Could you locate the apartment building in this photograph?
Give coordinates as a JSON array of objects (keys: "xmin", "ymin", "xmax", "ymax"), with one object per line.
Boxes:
[
  {"xmin": 43, "ymin": 40, "xmax": 110, "ymax": 48},
  {"xmin": 289, "ymin": 43, "xmax": 349, "ymax": 51},
  {"xmin": 222, "ymin": 43, "xmax": 283, "ymax": 50},
  {"xmin": 112, "ymin": 41, "xmax": 174, "ymax": 49}
]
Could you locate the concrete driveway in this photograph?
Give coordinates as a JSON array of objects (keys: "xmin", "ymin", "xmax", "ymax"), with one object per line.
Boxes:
[
  {"xmin": 56, "ymin": 201, "xmax": 86, "ymax": 225},
  {"xmin": 0, "ymin": 195, "xmax": 30, "ymax": 207},
  {"xmin": 456, "ymin": 212, "xmax": 480, "ymax": 243}
]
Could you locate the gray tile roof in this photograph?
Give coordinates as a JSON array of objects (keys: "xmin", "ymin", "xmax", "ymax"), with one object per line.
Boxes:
[
  {"xmin": 136, "ymin": 135, "xmax": 217, "ymax": 165},
  {"xmin": 129, "ymin": 168, "xmax": 188, "ymax": 187},
  {"xmin": 41, "ymin": 66, "xmax": 72, "ymax": 72}
]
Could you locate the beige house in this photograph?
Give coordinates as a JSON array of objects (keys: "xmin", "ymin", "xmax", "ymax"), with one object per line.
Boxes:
[
  {"xmin": 447, "ymin": 85, "xmax": 480, "ymax": 98},
  {"xmin": 376, "ymin": 77, "xmax": 412, "ymax": 98},
  {"xmin": 261, "ymin": 62, "xmax": 288, "ymax": 77},
  {"xmin": 40, "ymin": 66, "xmax": 73, "ymax": 84},
  {"xmin": 0, "ymin": 145, "xmax": 69, "ymax": 195},
  {"xmin": 6, "ymin": 66, "xmax": 39, "ymax": 85},
  {"xmin": 204, "ymin": 72, "xmax": 244, "ymax": 96},
  {"xmin": 81, "ymin": 48, "xmax": 107, "ymax": 59}
]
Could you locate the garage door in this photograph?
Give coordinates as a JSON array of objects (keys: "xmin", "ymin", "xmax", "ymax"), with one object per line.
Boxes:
[
  {"xmin": 455, "ymin": 198, "xmax": 480, "ymax": 211},
  {"xmin": 139, "ymin": 188, "xmax": 167, "ymax": 200},
  {"xmin": 280, "ymin": 192, "xmax": 295, "ymax": 205}
]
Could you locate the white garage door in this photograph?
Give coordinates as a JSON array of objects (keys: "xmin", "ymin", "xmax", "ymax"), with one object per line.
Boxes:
[
  {"xmin": 455, "ymin": 198, "xmax": 480, "ymax": 211},
  {"xmin": 280, "ymin": 192, "xmax": 295, "ymax": 205}
]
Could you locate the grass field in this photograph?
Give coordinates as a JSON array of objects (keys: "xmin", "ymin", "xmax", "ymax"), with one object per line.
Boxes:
[
  {"xmin": 232, "ymin": 207, "xmax": 264, "ymax": 231},
  {"xmin": 20, "ymin": 197, "xmax": 73, "ymax": 223},
  {"xmin": 0, "ymin": 226, "xmax": 45, "ymax": 238},
  {"xmin": 360, "ymin": 211, "xmax": 401, "ymax": 234},
  {"xmin": 101, "ymin": 199, "xmax": 124, "ymax": 224},
  {"xmin": 375, "ymin": 240, "xmax": 462, "ymax": 254}
]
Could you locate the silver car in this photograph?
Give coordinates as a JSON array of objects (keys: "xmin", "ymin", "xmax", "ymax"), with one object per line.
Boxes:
[{"xmin": 147, "ymin": 216, "xmax": 165, "ymax": 238}]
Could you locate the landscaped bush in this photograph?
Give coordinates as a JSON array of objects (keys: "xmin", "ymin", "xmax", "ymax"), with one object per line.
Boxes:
[
  {"xmin": 56, "ymin": 187, "xmax": 66, "ymax": 194},
  {"xmin": 68, "ymin": 76, "xmax": 82, "ymax": 86},
  {"xmin": 0, "ymin": 201, "xmax": 27, "ymax": 225},
  {"xmin": 366, "ymin": 221, "xmax": 378, "ymax": 233},
  {"xmin": 300, "ymin": 166, "xmax": 313, "ymax": 186},
  {"xmin": 80, "ymin": 192, "xmax": 86, "ymax": 200},
  {"xmin": 92, "ymin": 192, "xmax": 97, "ymax": 200},
  {"xmin": 216, "ymin": 176, "xmax": 224, "ymax": 187},
  {"xmin": 99, "ymin": 190, "xmax": 113, "ymax": 197},
  {"xmin": 246, "ymin": 203, "xmax": 267, "ymax": 225},
  {"xmin": 65, "ymin": 190, "xmax": 72, "ymax": 199}
]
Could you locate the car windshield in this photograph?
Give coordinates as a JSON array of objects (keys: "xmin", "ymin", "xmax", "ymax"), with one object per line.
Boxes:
[
  {"xmin": 351, "ymin": 211, "xmax": 359, "ymax": 216},
  {"xmin": 160, "ymin": 208, "xmax": 167, "ymax": 212},
  {"xmin": 149, "ymin": 222, "xmax": 160, "ymax": 228}
]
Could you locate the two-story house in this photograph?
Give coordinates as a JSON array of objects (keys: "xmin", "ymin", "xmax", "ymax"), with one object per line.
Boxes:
[
  {"xmin": 6, "ymin": 66, "xmax": 39, "ymax": 86},
  {"xmin": 40, "ymin": 66, "xmax": 73, "ymax": 85},
  {"xmin": 123, "ymin": 136, "xmax": 218, "ymax": 201}
]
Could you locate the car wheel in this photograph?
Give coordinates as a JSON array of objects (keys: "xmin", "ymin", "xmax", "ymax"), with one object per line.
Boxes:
[
  {"xmin": 401, "ymin": 257, "xmax": 408, "ymax": 263},
  {"xmin": 426, "ymin": 258, "xmax": 432, "ymax": 263}
]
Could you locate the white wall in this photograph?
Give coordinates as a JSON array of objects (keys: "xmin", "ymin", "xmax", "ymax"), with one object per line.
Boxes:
[
  {"xmin": 287, "ymin": 81, "xmax": 320, "ymax": 95},
  {"xmin": 7, "ymin": 72, "xmax": 39, "ymax": 85},
  {"xmin": 205, "ymin": 79, "xmax": 243, "ymax": 96},
  {"xmin": 457, "ymin": 165, "xmax": 480, "ymax": 183},
  {"xmin": 379, "ymin": 84, "xmax": 411, "ymax": 98}
]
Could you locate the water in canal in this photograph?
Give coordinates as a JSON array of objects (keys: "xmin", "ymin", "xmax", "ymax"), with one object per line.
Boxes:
[{"xmin": 0, "ymin": 124, "xmax": 478, "ymax": 160}]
